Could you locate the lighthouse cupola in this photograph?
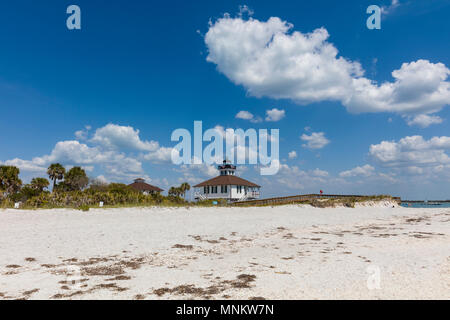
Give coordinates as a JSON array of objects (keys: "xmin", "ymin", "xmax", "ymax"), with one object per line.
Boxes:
[{"xmin": 218, "ymin": 159, "xmax": 236, "ymax": 176}]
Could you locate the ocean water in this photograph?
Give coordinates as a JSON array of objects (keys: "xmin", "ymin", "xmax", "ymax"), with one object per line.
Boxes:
[{"xmin": 401, "ymin": 203, "xmax": 450, "ymax": 208}]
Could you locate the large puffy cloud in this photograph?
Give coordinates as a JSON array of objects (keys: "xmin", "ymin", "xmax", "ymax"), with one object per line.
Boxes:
[
  {"xmin": 205, "ymin": 17, "xmax": 361, "ymax": 103},
  {"xmin": 91, "ymin": 123, "xmax": 159, "ymax": 152},
  {"xmin": 369, "ymin": 136, "xmax": 450, "ymax": 170},
  {"xmin": 34, "ymin": 141, "xmax": 111, "ymax": 166},
  {"xmin": 1, "ymin": 124, "xmax": 178, "ymax": 182},
  {"xmin": 1, "ymin": 158, "xmax": 47, "ymax": 173},
  {"xmin": 347, "ymin": 60, "xmax": 450, "ymax": 115},
  {"xmin": 335, "ymin": 135, "xmax": 450, "ymax": 187},
  {"xmin": 4, "ymin": 140, "xmax": 145, "ymax": 180},
  {"xmin": 143, "ymin": 147, "xmax": 177, "ymax": 163},
  {"xmin": 205, "ymin": 14, "xmax": 450, "ymax": 124},
  {"xmin": 90, "ymin": 124, "xmax": 176, "ymax": 164}
]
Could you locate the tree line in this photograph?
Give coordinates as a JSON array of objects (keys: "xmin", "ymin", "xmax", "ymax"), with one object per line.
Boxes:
[
  {"xmin": 0, "ymin": 163, "xmax": 192, "ymax": 208},
  {"xmin": 0, "ymin": 163, "xmax": 90, "ymax": 202}
]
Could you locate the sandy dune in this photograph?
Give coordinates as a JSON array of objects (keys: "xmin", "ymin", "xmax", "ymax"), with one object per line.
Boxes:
[{"xmin": 0, "ymin": 204, "xmax": 449, "ymax": 300}]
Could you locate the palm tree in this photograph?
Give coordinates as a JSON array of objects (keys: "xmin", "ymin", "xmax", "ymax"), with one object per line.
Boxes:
[
  {"xmin": 180, "ymin": 182, "xmax": 191, "ymax": 200},
  {"xmin": 30, "ymin": 177, "xmax": 50, "ymax": 192},
  {"xmin": 47, "ymin": 163, "xmax": 65, "ymax": 192},
  {"xmin": 168, "ymin": 187, "xmax": 178, "ymax": 197},
  {"xmin": 64, "ymin": 166, "xmax": 89, "ymax": 191},
  {"xmin": 0, "ymin": 165, "xmax": 22, "ymax": 196}
]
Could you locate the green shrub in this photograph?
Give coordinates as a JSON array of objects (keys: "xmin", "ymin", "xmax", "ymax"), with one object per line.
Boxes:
[
  {"xmin": 196, "ymin": 198, "xmax": 227, "ymax": 207},
  {"xmin": 21, "ymin": 189, "xmax": 188, "ymax": 209},
  {"xmin": 78, "ymin": 204, "xmax": 90, "ymax": 212},
  {"xmin": 0, "ymin": 198, "xmax": 14, "ymax": 209}
]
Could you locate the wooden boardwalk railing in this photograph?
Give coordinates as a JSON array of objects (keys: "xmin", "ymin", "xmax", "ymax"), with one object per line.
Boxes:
[{"xmin": 231, "ymin": 194, "xmax": 401, "ymax": 207}]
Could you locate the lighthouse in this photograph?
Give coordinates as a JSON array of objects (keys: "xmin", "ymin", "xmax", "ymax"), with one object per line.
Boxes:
[{"xmin": 193, "ymin": 160, "xmax": 261, "ymax": 202}]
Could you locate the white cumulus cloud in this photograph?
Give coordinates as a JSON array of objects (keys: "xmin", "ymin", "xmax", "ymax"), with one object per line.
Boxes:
[
  {"xmin": 1, "ymin": 124, "xmax": 180, "ymax": 182},
  {"xmin": 265, "ymin": 108, "xmax": 285, "ymax": 122},
  {"xmin": 301, "ymin": 132, "xmax": 330, "ymax": 150},
  {"xmin": 143, "ymin": 147, "xmax": 178, "ymax": 163},
  {"xmin": 91, "ymin": 123, "xmax": 159, "ymax": 152},
  {"xmin": 288, "ymin": 151, "xmax": 297, "ymax": 159},
  {"xmin": 235, "ymin": 110, "xmax": 254, "ymax": 120},
  {"xmin": 340, "ymin": 164, "xmax": 375, "ymax": 178},
  {"xmin": 235, "ymin": 110, "xmax": 262, "ymax": 123},
  {"xmin": 204, "ymin": 14, "xmax": 450, "ymax": 124},
  {"xmin": 405, "ymin": 114, "xmax": 443, "ymax": 128},
  {"xmin": 369, "ymin": 135, "xmax": 450, "ymax": 169}
]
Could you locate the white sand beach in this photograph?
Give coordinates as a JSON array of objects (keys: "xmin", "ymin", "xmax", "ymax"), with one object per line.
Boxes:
[{"xmin": 0, "ymin": 203, "xmax": 449, "ymax": 300}]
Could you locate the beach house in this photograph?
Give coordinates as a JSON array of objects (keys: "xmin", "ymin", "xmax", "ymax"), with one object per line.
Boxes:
[
  {"xmin": 128, "ymin": 178, "xmax": 163, "ymax": 195},
  {"xmin": 193, "ymin": 160, "xmax": 261, "ymax": 202}
]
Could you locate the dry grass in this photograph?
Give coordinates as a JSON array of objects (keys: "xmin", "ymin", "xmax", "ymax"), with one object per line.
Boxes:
[
  {"xmin": 249, "ymin": 296, "xmax": 266, "ymax": 300},
  {"xmin": 23, "ymin": 289, "xmax": 39, "ymax": 296},
  {"xmin": 82, "ymin": 265, "xmax": 125, "ymax": 276},
  {"xmin": 107, "ymin": 275, "xmax": 132, "ymax": 281},
  {"xmin": 172, "ymin": 244, "xmax": 194, "ymax": 250},
  {"xmin": 152, "ymin": 274, "xmax": 257, "ymax": 298},
  {"xmin": 95, "ymin": 283, "xmax": 128, "ymax": 292}
]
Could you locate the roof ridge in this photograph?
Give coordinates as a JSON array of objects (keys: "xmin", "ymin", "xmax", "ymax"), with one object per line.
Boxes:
[
  {"xmin": 128, "ymin": 181, "xmax": 164, "ymax": 192},
  {"xmin": 193, "ymin": 175, "xmax": 260, "ymax": 188}
]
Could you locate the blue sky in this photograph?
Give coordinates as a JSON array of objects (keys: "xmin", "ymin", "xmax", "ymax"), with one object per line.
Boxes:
[{"xmin": 1, "ymin": 0, "xmax": 450, "ymax": 199}]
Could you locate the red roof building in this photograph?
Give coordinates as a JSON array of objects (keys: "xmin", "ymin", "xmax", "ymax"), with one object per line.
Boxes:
[{"xmin": 128, "ymin": 178, "xmax": 163, "ymax": 195}]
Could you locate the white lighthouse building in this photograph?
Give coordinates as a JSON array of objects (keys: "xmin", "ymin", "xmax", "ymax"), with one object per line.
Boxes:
[{"xmin": 193, "ymin": 160, "xmax": 261, "ymax": 202}]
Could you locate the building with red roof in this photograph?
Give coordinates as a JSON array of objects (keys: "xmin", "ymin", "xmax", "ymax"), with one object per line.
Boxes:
[{"xmin": 128, "ymin": 178, "xmax": 163, "ymax": 195}]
